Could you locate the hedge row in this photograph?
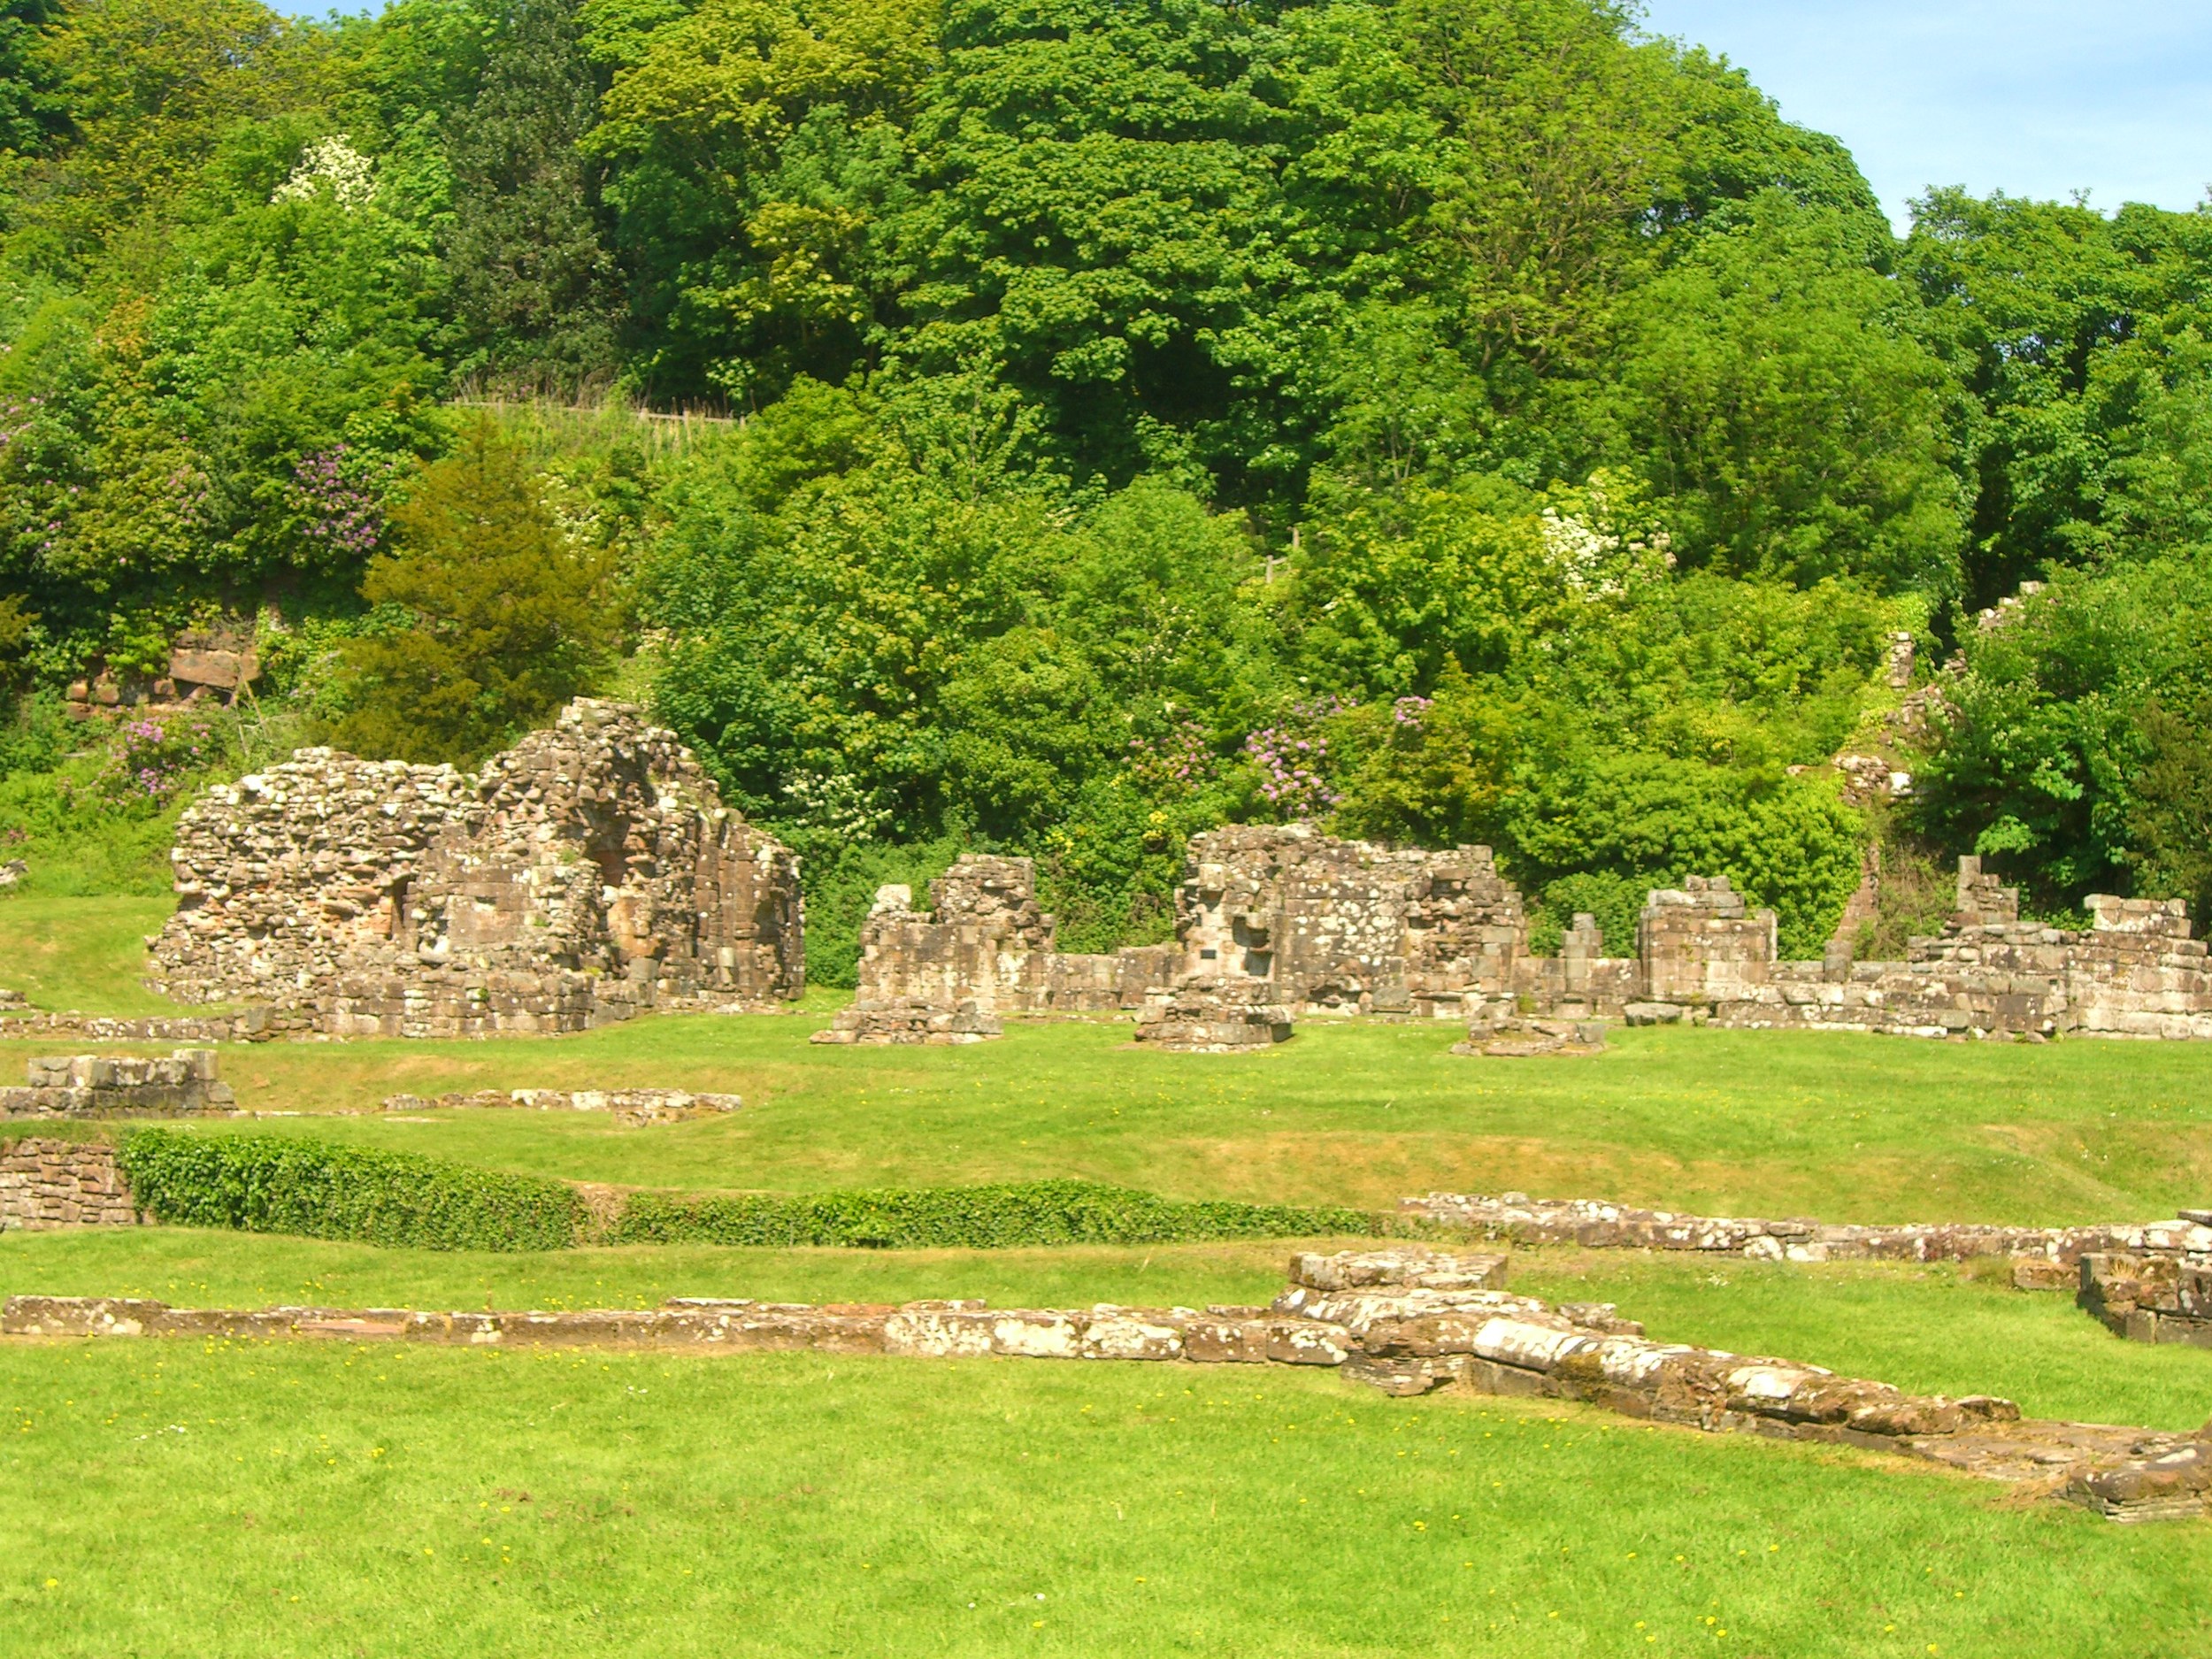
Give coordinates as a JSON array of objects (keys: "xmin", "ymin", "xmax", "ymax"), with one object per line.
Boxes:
[
  {"xmin": 115, "ymin": 1130, "xmax": 586, "ymax": 1253},
  {"xmin": 111, "ymin": 1133, "xmax": 1383, "ymax": 1253},
  {"xmin": 609, "ymin": 1180, "xmax": 1379, "ymax": 1248}
]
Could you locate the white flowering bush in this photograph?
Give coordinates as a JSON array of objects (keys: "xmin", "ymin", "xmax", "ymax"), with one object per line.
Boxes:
[{"xmin": 271, "ymin": 136, "xmax": 377, "ymax": 211}]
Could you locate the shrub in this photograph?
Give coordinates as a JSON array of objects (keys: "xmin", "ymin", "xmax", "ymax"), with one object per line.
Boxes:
[
  {"xmin": 322, "ymin": 423, "xmax": 618, "ymax": 766},
  {"xmin": 116, "ymin": 1130, "xmax": 584, "ymax": 1252},
  {"xmin": 610, "ymin": 1179, "xmax": 1379, "ymax": 1249}
]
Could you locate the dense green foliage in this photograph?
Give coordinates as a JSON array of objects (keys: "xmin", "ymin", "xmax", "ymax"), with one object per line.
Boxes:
[
  {"xmin": 0, "ymin": 0, "xmax": 2202, "ymax": 945},
  {"xmin": 611, "ymin": 1179, "xmax": 1377, "ymax": 1248},
  {"xmin": 108, "ymin": 1125, "xmax": 1373, "ymax": 1253},
  {"xmin": 321, "ymin": 421, "xmax": 619, "ymax": 763},
  {"xmin": 115, "ymin": 1128, "xmax": 587, "ymax": 1251}
]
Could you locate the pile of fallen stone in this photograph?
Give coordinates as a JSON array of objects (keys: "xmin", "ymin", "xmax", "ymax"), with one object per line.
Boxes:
[
  {"xmin": 0, "ymin": 1051, "xmax": 235, "ymax": 1119},
  {"xmin": 1451, "ymin": 1015, "xmax": 1607, "ymax": 1057},
  {"xmin": 1132, "ymin": 977, "xmax": 1294, "ymax": 1051},
  {"xmin": 380, "ymin": 1087, "xmax": 741, "ymax": 1126},
  {"xmin": 811, "ymin": 995, "xmax": 1003, "ymax": 1046},
  {"xmin": 12, "ymin": 1246, "xmax": 2207, "ymax": 1520}
]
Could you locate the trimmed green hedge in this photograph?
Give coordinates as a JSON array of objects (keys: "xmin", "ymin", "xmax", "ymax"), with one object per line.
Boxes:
[
  {"xmin": 111, "ymin": 1134, "xmax": 1381, "ymax": 1253},
  {"xmin": 609, "ymin": 1179, "xmax": 1379, "ymax": 1249},
  {"xmin": 115, "ymin": 1130, "xmax": 585, "ymax": 1253}
]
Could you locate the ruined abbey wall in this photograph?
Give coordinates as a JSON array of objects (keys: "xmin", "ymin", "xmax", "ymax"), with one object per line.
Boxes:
[{"xmin": 150, "ymin": 700, "xmax": 803, "ymax": 1037}]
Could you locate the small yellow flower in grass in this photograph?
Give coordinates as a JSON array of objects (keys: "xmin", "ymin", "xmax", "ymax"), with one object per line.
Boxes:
[
  {"xmin": 42, "ymin": 1579, "xmax": 56, "ymax": 1589},
  {"xmin": 424, "ymin": 1548, "xmax": 434, "ymax": 1556}
]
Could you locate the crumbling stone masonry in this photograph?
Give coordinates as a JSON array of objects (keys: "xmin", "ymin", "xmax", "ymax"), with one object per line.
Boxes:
[
  {"xmin": 380, "ymin": 1088, "xmax": 741, "ymax": 1127},
  {"xmin": 1176, "ymin": 826, "xmax": 1525, "ymax": 1019},
  {"xmin": 2079, "ymin": 1223, "xmax": 2212, "ymax": 1348},
  {"xmin": 15, "ymin": 1247, "xmax": 2208, "ymax": 1520},
  {"xmin": 1717, "ymin": 858, "xmax": 2212, "ymax": 1040},
  {"xmin": 825, "ymin": 827, "xmax": 2212, "ymax": 1047},
  {"xmin": 1403, "ymin": 1190, "xmax": 2212, "ymax": 1268},
  {"xmin": 817, "ymin": 856, "xmax": 1177, "ymax": 1042},
  {"xmin": 0, "ymin": 1139, "xmax": 142, "ymax": 1229},
  {"xmin": 1633, "ymin": 877, "xmax": 1777, "ymax": 1010},
  {"xmin": 150, "ymin": 700, "xmax": 803, "ymax": 1037},
  {"xmin": 1131, "ymin": 977, "xmax": 1295, "ymax": 1052},
  {"xmin": 1, "ymin": 1051, "xmax": 234, "ymax": 1119},
  {"xmin": 0, "ymin": 1010, "xmax": 291, "ymax": 1043}
]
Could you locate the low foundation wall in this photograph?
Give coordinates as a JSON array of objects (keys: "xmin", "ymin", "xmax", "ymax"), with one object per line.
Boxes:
[
  {"xmin": 1, "ymin": 1050, "xmax": 235, "ymax": 1119},
  {"xmin": 380, "ymin": 1088, "xmax": 741, "ymax": 1126},
  {"xmin": 2079, "ymin": 1251, "xmax": 2212, "ymax": 1348},
  {"xmin": 1402, "ymin": 1191, "xmax": 2212, "ymax": 1265},
  {"xmin": 12, "ymin": 1246, "xmax": 2206, "ymax": 1521}
]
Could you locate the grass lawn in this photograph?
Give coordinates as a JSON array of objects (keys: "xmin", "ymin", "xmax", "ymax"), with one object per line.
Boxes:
[
  {"xmin": 1, "ymin": 1333, "xmax": 2208, "ymax": 1658},
  {"xmin": 3, "ymin": 1228, "xmax": 2207, "ymax": 1434},
  {"xmin": 1, "ymin": 895, "xmax": 176, "ymax": 1016},
  {"xmin": 13, "ymin": 1012, "xmax": 2208, "ymax": 1225},
  {"xmin": 4, "ymin": 898, "xmax": 2211, "ymax": 1652},
  {"xmin": 8, "ymin": 895, "xmax": 2212, "ymax": 1225}
]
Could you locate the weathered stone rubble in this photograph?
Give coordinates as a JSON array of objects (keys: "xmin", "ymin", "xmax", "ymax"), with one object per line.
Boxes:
[
  {"xmin": 816, "ymin": 858, "xmax": 1179, "ymax": 1042},
  {"xmin": 13, "ymin": 1245, "xmax": 2204, "ymax": 1520},
  {"xmin": 806, "ymin": 829, "xmax": 2212, "ymax": 1047},
  {"xmin": 1176, "ymin": 826, "xmax": 1528, "ymax": 1020},
  {"xmin": 65, "ymin": 621, "xmax": 262, "ymax": 720},
  {"xmin": 0, "ymin": 1010, "xmax": 296, "ymax": 1042},
  {"xmin": 1713, "ymin": 860, "xmax": 2212, "ymax": 1040},
  {"xmin": 1452, "ymin": 1015, "xmax": 1606, "ymax": 1057},
  {"xmin": 0, "ymin": 1051, "xmax": 234, "ymax": 1118},
  {"xmin": 820, "ymin": 833, "xmax": 1533, "ymax": 1045},
  {"xmin": 1402, "ymin": 1190, "xmax": 2212, "ymax": 1267},
  {"xmin": 0, "ymin": 1139, "xmax": 141, "ymax": 1229},
  {"xmin": 2079, "ymin": 1230, "xmax": 2212, "ymax": 1348},
  {"xmin": 150, "ymin": 700, "xmax": 803, "ymax": 1038},
  {"xmin": 1132, "ymin": 977, "xmax": 1294, "ymax": 1052},
  {"xmin": 380, "ymin": 1087, "xmax": 741, "ymax": 1126}
]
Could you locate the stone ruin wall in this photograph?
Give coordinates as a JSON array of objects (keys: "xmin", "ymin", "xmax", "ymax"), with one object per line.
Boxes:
[
  {"xmin": 834, "ymin": 828, "xmax": 2212, "ymax": 1045},
  {"xmin": 1713, "ymin": 857, "xmax": 2212, "ymax": 1041},
  {"xmin": 0, "ymin": 1138, "xmax": 141, "ymax": 1230},
  {"xmin": 149, "ymin": 700, "xmax": 803, "ymax": 1038},
  {"xmin": 1175, "ymin": 826, "xmax": 1529, "ymax": 1019},
  {"xmin": 823, "ymin": 856, "xmax": 1179, "ymax": 1041}
]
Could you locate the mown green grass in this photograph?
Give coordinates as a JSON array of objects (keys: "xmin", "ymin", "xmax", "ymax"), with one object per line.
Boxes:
[
  {"xmin": 4, "ymin": 1228, "xmax": 2208, "ymax": 1435},
  {"xmin": 4, "ymin": 890, "xmax": 2211, "ymax": 1653},
  {"xmin": 0, "ymin": 894, "xmax": 175, "ymax": 1014},
  {"xmin": 10, "ymin": 895, "xmax": 2212, "ymax": 1225},
  {"xmin": 22, "ymin": 1011, "xmax": 2209, "ymax": 1225},
  {"xmin": 0, "ymin": 1335, "xmax": 2205, "ymax": 1659}
]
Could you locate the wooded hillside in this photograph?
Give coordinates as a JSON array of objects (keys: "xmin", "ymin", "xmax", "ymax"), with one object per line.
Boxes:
[{"xmin": 1, "ymin": 0, "xmax": 2208, "ymax": 978}]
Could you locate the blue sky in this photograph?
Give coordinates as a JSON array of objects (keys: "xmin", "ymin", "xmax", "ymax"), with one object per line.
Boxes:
[{"xmin": 1636, "ymin": 0, "xmax": 2212, "ymax": 230}]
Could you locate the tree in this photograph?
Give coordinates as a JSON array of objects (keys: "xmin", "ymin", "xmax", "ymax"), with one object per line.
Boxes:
[
  {"xmin": 1902, "ymin": 190, "xmax": 2212, "ymax": 607},
  {"xmin": 1611, "ymin": 195, "xmax": 1964, "ymax": 595},
  {"xmin": 443, "ymin": 0, "xmax": 622, "ymax": 389},
  {"xmin": 325, "ymin": 423, "xmax": 617, "ymax": 764}
]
